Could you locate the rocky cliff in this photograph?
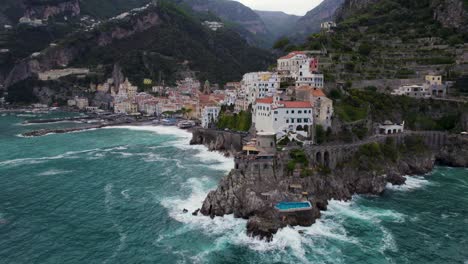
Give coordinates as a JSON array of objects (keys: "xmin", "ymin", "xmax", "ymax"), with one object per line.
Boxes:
[
  {"xmin": 190, "ymin": 128, "xmax": 246, "ymax": 156},
  {"xmin": 197, "ymin": 134, "xmax": 468, "ymax": 241}
]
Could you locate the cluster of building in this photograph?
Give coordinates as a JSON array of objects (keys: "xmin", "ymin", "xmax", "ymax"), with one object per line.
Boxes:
[
  {"xmin": 202, "ymin": 21, "xmax": 224, "ymax": 31},
  {"xmin": 391, "ymin": 75, "xmax": 448, "ymax": 98},
  {"xmin": 244, "ymin": 51, "xmax": 332, "ymax": 139},
  {"xmin": 64, "ymin": 50, "xmax": 333, "ymax": 140}
]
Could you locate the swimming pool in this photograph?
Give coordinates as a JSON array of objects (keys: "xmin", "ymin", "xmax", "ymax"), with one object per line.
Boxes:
[{"xmin": 275, "ymin": 201, "xmax": 312, "ymax": 212}]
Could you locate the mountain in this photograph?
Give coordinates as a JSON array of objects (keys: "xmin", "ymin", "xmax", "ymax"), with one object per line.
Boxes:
[
  {"xmin": 293, "ymin": 0, "xmax": 344, "ymax": 38},
  {"xmin": 173, "ymin": 0, "xmax": 273, "ymax": 47},
  {"xmin": 3, "ymin": 1, "xmax": 274, "ymax": 102},
  {"xmin": 255, "ymin": 10, "xmax": 300, "ymax": 40}
]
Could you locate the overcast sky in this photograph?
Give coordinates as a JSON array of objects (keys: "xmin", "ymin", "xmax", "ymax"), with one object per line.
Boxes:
[{"xmin": 234, "ymin": 0, "xmax": 323, "ymax": 16}]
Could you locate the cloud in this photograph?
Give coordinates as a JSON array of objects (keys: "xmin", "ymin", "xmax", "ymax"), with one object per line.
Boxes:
[{"xmin": 234, "ymin": 0, "xmax": 323, "ymax": 16}]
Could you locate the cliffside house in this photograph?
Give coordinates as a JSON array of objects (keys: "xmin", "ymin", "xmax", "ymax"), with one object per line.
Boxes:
[
  {"xmin": 295, "ymin": 86, "xmax": 334, "ymax": 129},
  {"xmin": 277, "ymin": 51, "xmax": 309, "ymax": 75},
  {"xmin": 378, "ymin": 121, "xmax": 405, "ymax": 134},
  {"xmin": 241, "ymin": 72, "xmax": 280, "ymax": 105},
  {"xmin": 254, "ymin": 96, "xmax": 314, "ymax": 137},
  {"xmin": 295, "ymin": 58, "xmax": 324, "ymax": 89}
]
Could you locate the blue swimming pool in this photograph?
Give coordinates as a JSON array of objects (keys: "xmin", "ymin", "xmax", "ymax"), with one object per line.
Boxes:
[{"xmin": 275, "ymin": 201, "xmax": 312, "ymax": 211}]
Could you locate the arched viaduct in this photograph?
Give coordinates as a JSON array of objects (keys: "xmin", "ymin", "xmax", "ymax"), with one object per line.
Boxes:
[{"xmin": 305, "ymin": 131, "xmax": 451, "ymax": 169}]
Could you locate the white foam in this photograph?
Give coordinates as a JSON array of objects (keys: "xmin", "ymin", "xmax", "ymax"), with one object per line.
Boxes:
[
  {"xmin": 37, "ymin": 169, "xmax": 73, "ymax": 176},
  {"xmin": 386, "ymin": 176, "xmax": 430, "ymax": 191},
  {"xmin": 0, "ymin": 146, "xmax": 128, "ymax": 167}
]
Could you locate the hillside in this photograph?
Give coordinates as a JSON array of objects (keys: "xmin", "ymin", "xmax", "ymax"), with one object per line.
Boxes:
[
  {"xmin": 4, "ymin": 1, "xmax": 274, "ymax": 102},
  {"xmin": 292, "ymin": 0, "xmax": 344, "ymax": 39},
  {"xmin": 173, "ymin": 0, "xmax": 273, "ymax": 47},
  {"xmin": 255, "ymin": 10, "xmax": 300, "ymax": 40}
]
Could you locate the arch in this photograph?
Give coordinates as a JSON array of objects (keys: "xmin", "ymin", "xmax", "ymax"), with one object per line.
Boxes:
[
  {"xmin": 296, "ymin": 125, "xmax": 303, "ymax": 131},
  {"xmin": 303, "ymin": 125, "xmax": 309, "ymax": 132},
  {"xmin": 324, "ymin": 151, "xmax": 330, "ymax": 168},
  {"xmin": 393, "ymin": 129, "xmax": 397, "ymax": 134},
  {"xmin": 316, "ymin": 152, "xmax": 322, "ymax": 164}
]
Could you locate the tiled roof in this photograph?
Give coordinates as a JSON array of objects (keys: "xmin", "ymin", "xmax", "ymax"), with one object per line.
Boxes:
[
  {"xmin": 256, "ymin": 97, "xmax": 274, "ymax": 104},
  {"xmin": 311, "ymin": 89, "xmax": 326, "ymax": 97},
  {"xmin": 278, "ymin": 51, "xmax": 305, "ymax": 60},
  {"xmin": 279, "ymin": 101, "xmax": 312, "ymax": 108}
]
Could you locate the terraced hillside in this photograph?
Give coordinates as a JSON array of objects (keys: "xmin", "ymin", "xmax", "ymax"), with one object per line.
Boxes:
[{"xmin": 278, "ymin": 0, "xmax": 468, "ymax": 92}]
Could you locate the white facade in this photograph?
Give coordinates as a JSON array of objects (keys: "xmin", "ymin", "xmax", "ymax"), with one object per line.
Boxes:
[
  {"xmin": 379, "ymin": 121, "xmax": 405, "ymax": 134},
  {"xmin": 201, "ymin": 106, "xmax": 221, "ymax": 128},
  {"xmin": 391, "ymin": 85, "xmax": 431, "ymax": 98},
  {"xmin": 295, "ymin": 58, "xmax": 323, "ymax": 88},
  {"xmin": 254, "ymin": 97, "xmax": 314, "ymax": 137},
  {"xmin": 277, "ymin": 51, "xmax": 309, "ymax": 74},
  {"xmin": 241, "ymin": 72, "xmax": 280, "ymax": 105},
  {"xmin": 321, "ymin": 21, "xmax": 336, "ymax": 30}
]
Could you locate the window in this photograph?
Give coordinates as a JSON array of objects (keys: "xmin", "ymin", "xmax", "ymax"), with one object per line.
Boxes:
[
  {"xmin": 274, "ymin": 118, "xmax": 277, "ymax": 121},
  {"xmin": 291, "ymin": 119, "xmax": 295, "ymax": 123},
  {"xmin": 297, "ymin": 118, "xmax": 302, "ymax": 123},
  {"xmin": 274, "ymin": 111, "xmax": 278, "ymax": 114},
  {"xmin": 291, "ymin": 110, "xmax": 295, "ymax": 114},
  {"xmin": 286, "ymin": 120, "xmax": 289, "ymax": 123},
  {"xmin": 286, "ymin": 110, "xmax": 289, "ymax": 114},
  {"xmin": 298, "ymin": 110, "xmax": 302, "ymax": 114}
]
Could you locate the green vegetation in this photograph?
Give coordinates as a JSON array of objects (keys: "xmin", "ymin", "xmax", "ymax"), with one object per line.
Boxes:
[
  {"xmin": 287, "ymin": 149, "xmax": 309, "ymax": 172},
  {"xmin": 70, "ymin": 1, "xmax": 273, "ymax": 87},
  {"xmin": 351, "ymin": 135, "xmax": 429, "ymax": 171},
  {"xmin": 216, "ymin": 110, "xmax": 252, "ymax": 132},
  {"xmin": 334, "ymin": 89, "xmax": 466, "ymax": 131}
]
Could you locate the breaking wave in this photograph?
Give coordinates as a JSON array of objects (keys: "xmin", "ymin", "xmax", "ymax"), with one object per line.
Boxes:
[{"xmin": 386, "ymin": 176, "xmax": 431, "ymax": 191}]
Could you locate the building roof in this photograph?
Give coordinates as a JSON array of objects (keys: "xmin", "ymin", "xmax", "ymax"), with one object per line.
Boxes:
[
  {"xmin": 279, "ymin": 101, "xmax": 312, "ymax": 108},
  {"xmin": 256, "ymin": 97, "xmax": 274, "ymax": 104},
  {"xmin": 311, "ymin": 89, "xmax": 326, "ymax": 97},
  {"xmin": 279, "ymin": 51, "xmax": 306, "ymax": 60}
]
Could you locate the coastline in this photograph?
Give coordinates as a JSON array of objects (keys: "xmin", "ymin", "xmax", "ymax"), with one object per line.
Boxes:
[{"xmin": 192, "ymin": 129, "xmax": 468, "ymax": 241}]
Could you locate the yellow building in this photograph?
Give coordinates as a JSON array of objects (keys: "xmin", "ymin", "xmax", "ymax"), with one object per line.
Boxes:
[{"xmin": 425, "ymin": 75, "xmax": 442, "ymax": 86}]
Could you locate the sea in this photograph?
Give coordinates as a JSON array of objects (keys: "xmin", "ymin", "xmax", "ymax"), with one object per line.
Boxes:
[{"xmin": 0, "ymin": 111, "xmax": 467, "ymax": 264}]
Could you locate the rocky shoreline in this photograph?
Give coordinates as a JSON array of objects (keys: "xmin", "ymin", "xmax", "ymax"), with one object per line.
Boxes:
[{"xmin": 192, "ymin": 130, "xmax": 468, "ymax": 241}]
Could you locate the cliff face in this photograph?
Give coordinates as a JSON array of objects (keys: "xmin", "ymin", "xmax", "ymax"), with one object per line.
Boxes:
[
  {"xmin": 197, "ymin": 134, "xmax": 468, "ymax": 241},
  {"xmin": 255, "ymin": 11, "xmax": 300, "ymax": 39},
  {"xmin": 432, "ymin": 0, "xmax": 468, "ymax": 32}
]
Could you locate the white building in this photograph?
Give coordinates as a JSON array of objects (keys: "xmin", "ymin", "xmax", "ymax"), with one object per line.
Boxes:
[
  {"xmin": 254, "ymin": 96, "xmax": 314, "ymax": 137},
  {"xmin": 295, "ymin": 58, "xmax": 324, "ymax": 88},
  {"xmin": 201, "ymin": 106, "xmax": 221, "ymax": 128},
  {"xmin": 277, "ymin": 51, "xmax": 309, "ymax": 75},
  {"xmin": 241, "ymin": 72, "xmax": 280, "ymax": 105},
  {"xmin": 379, "ymin": 121, "xmax": 405, "ymax": 134},
  {"xmin": 321, "ymin": 21, "xmax": 337, "ymax": 31},
  {"xmin": 202, "ymin": 21, "xmax": 224, "ymax": 31},
  {"xmin": 391, "ymin": 85, "xmax": 431, "ymax": 98}
]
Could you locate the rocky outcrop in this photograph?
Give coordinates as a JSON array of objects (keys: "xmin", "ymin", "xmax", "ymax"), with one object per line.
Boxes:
[
  {"xmin": 25, "ymin": 0, "xmax": 80, "ymax": 21},
  {"xmin": 432, "ymin": 0, "xmax": 468, "ymax": 32},
  {"xmin": 200, "ymin": 134, "xmax": 468, "ymax": 241},
  {"xmin": 190, "ymin": 128, "xmax": 246, "ymax": 156}
]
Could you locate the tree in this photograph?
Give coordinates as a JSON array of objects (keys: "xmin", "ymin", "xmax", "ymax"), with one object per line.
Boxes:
[{"xmin": 273, "ymin": 37, "xmax": 290, "ymax": 50}]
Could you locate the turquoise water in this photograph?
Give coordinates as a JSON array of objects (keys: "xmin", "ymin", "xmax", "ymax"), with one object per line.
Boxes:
[
  {"xmin": 276, "ymin": 202, "xmax": 312, "ymax": 211},
  {"xmin": 0, "ymin": 112, "xmax": 467, "ymax": 264}
]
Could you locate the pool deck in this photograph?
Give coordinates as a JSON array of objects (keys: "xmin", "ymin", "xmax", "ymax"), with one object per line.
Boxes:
[{"xmin": 275, "ymin": 201, "xmax": 313, "ymax": 213}]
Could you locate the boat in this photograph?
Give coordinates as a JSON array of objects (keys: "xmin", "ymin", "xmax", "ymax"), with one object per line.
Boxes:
[
  {"xmin": 178, "ymin": 121, "xmax": 194, "ymax": 129},
  {"xmin": 162, "ymin": 118, "xmax": 176, "ymax": 126}
]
